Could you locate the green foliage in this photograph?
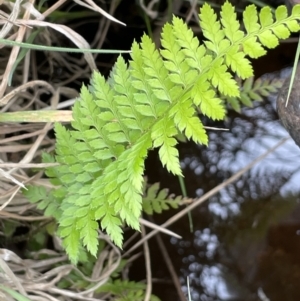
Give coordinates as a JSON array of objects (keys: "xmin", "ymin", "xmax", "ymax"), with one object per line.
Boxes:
[
  {"xmin": 227, "ymin": 76, "xmax": 283, "ymax": 111},
  {"xmin": 143, "ymin": 182, "xmax": 181, "ymax": 214},
  {"xmin": 98, "ymin": 280, "xmax": 160, "ymax": 301},
  {"xmin": 24, "ymin": 1, "xmax": 300, "ymax": 263}
]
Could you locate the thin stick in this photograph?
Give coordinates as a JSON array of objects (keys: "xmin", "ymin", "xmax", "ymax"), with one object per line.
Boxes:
[
  {"xmin": 140, "ymin": 218, "xmax": 182, "ymax": 239},
  {"xmin": 0, "ymin": 163, "xmax": 59, "ymax": 168},
  {"xmin": 141, "ymin": 224, "xmax": 152, "ymax": 301},
  {"xmin": 155, "ymin": 232, "xmax": 186, "ymax": 301}
]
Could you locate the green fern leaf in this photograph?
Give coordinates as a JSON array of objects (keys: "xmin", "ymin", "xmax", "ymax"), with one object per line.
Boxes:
[
  {"xmin": 171, "ymin": 98, "xmax": 208, "ymax": 144},
  {"xmin": 96, "ymin": 202, "xmax": 123, "ymax": 248},
  {"xmin": 221, "ymin": 1, "xmax": 244, "ymax": 42},
  {"xmin": 23, "ymin": 185, "xmax": 47, "ymax": 203},
  {"xmin": 275, "ymin": 5, "xmax": 287, "ymax": 21},
  {"xmin": 152, "ymin": 118, "xmax": 182, "ymax": 175},
  {"xmin": 207, "ymin": 58, "xmax": 240, "ymax": 96},
  {"xmin": 98, "ymin": 279, "xmax": 145, "ymax": 295},
  {"xmin": 124, "ymin": 133, "xmax": 152, "ymax": 191},
  {"xmin": 161, "ymin": 23, "xmax": 197, "ymax": 87},
  {"xmin": 141, "ymin": 35, "xmax": 181, "ymax": 103},
  {"xmin": 98, "ymin": 279, "xmax": 161, "ymax": 301},
  {"xmin": 259, "ymin": 6, "xmax": 273, "ymax": 27},
  {"xmin": 200, "ymin": 3, "xmax": 230, "ymax": 54},
  {"xmin": 259, "ymin": 30, "xmax": 279, "ymax": 48},
  {"xmin": 293, "ymin": 4, "xmax": 300, "ymax": 16},
  {"xmin": 143, "ymin": 182, "xmax": 180, "ymax": 215},
  {"xmin": 77, "ymin": 212, "xmax": 98, "ymax": 257},
  {"xmin": 59, "ymin": 219, "xmax": 81, "ymax": 264},
  {"xmin": 226, "ymin": 46, "xmax": 253, "ymax": 79},
  {"xmin": 225, "ymin": 76, "xmax": 283, "ymax": 110},
  {"xmin": 243, "ymin": 5, "xmax": 261, "ymax": 33},
  {"xmin": 227, "ymin": 96, "xmax": 241, "ymax": 112},
  {"xmin": 171, "ymin": 17, "xmax": 210, "ymax": 72},
  {"xmin": 191, "ymin": 76, "xmax": 225, "ymax": 120},
  {"xmin": 242, "ymin": 37, "xmax": 266, "ymax": 58},
  {"xmin": 130, "ymin": 41, "xmax": 163, "ymax": 119},
  {"xmin": 23, "ymin": 1, "xmax": 300, "ymax": 264},
  {"xmin": 272, "ymin": 24, "xmax": 291, "ymax": 39}
]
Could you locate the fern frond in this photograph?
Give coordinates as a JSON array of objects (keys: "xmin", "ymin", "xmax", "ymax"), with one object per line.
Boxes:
[
  {"xmin": 23, "ymin": 185, "xmax": 62, "ymax": 220},
  {"xmin": 24, "ymin": 1, "xmax": 300, "ymax": 263},
  {"xmin": 242, "ymin": 5, "xmax": 300, "ymax": 59},
  {"xmin": 98, "ymin": 279, "xmax": 160, "ymax": 301},
  {"xmin": 143, "ymin": 182, "xmax": 180, "ymax": 215},
  {"xmin": 161, "ymin": 23, "xmax": 196, "ymax": 87},
  {"xmin": 226, "ymin": 76, "xmax": 283, "ymax": 110}
]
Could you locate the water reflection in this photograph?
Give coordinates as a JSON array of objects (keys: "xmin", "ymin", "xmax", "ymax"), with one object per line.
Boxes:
[{"xmin": 171, "ymin": 68, "xmax": 300, "ymax": 301}]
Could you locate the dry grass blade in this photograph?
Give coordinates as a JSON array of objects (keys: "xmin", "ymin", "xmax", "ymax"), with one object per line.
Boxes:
[
  {"xmin": 0, "ymin": 186, "xmax": 21, "ymax": 210},
  {"xmin": 0, "ymin": 239, "xmax": 121, "ymax": 301},
  {"xmin": 14, "ymin": 19, "xmax": 98, "ymax": 71},
  {"xmin": 0, "ymin": 0, "xmax": 32, "ymax": 100},
  {"xmin": 140, "ymin": 217, "xmax": 182, "ymax": 239},
  {"xmin": 0, "ymin": 80, "xmax": 55, "ymax": 107},
  {"xmin": 73, "ymin": 0, "xmax": 126, "ymax": 26},
  {"xmin": 22, "ymin": 2, "xmax": 44, "ymax": 20},
  {"xmin": 0, "ymin": 163, "xmax": 59, "ymax": 168},
  {"xmin": 0, "ymin": 110, "xmax": 73, "ymax": 122},
  {"xmin": 0, "ymin": 0, "xmax": 22, "ymax": 38},
  {"xmin": 0, "ymin": 255, "xmax": 27, "ymax": 296},
  {"xmin": 38, "ymin": 0, "xmax": 68, "ymax": 19},
  {"xmin": 0, "ymin": 169, "xmax": 26, "ymax": 190}
]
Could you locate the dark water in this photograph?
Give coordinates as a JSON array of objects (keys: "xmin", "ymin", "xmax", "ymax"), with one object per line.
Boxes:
[{"xmin": 141, "ymin": 65, "xmax": 300, "ymax": 301}]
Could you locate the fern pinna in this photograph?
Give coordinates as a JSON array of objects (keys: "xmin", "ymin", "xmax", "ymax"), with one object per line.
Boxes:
[{"xmin": 24, "ymin": 2, "xmax": 300, "ymax": 263}]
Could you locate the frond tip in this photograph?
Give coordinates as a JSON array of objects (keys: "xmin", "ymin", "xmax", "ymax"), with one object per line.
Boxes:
[{"xmin": 23, "ymin": 1, "xmax": 300, "ymax": 263}]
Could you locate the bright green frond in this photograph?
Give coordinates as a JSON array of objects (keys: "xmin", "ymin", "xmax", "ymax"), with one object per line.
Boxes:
[
  {"xmin": 77, "ymin": 212, "xmax": 98, "ymax": 257},
  {"xmin": 207, "ymin": 58, "xmax": 240, "ymax": 96},
  {"xmin": 272, "ymin": 24, "xmax": 291, "ymax": 39},
  {"xmin": 243, "ymin": 5, "xmax": 260, "ymax": 33},
  {"xmin": 221, "ymin": 1, "xmax": 244, "ymax": 42},
  {"xmin": 59, "ymin": 219, "xmax": 81, "ymax": 264},
  {"xmin": 96, "ymin": 203, "xmax": 123, "ymax": 248},
  {"xmin": 242, "ymin": 37, "xmax": 266, "ymax": 58},
  {"xmin": 23, "ymin": 1, "xmax": 300, "ymax": 264},
  {"xmin": 161, "ymin": 23, "xmax": 196, "ymax": 87},
  {"xmin": 199, "ymin": 3, "xmax": 226, "ymax": 54},
  {"xmin": 171, "ymin": 99, "xmax": 208, "ymax": 145},
  {"xmin": 259, "ymin": 6, "xmax": 273, "ymax": 27},
  {"xmin": 191, "ymin": 76, "xmax": 225, "ymax": 120},
  {"xmin": 152, "ymin": 118, "xmax": 182, "ymax": 175},
  {"xmin": 125, "ymin": 133, "xmax": 152, "ymax": 191},
  {"xmin": 275, "ymin": 5, "xmax": 288, "ymax": 21},
  {"xmin": 130, "ymin": 42, "xmax": 162, "ymax": 119},
  {"xmin": 258, "ymin": 30, "xmax": 279, "ymax": 48},
  {"xmin": 226, "ymin": 46, "xmax": 253, "ymax": 79},
  {"xmin": 140, "ymin": 35, "xmax": 175, "ymax": 103},
  {"xmin": 171, "ymin": 17, "xmax": 204, "ymax": 71}
]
